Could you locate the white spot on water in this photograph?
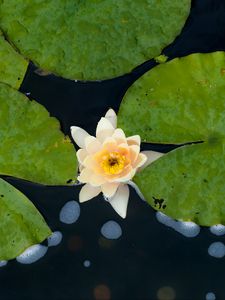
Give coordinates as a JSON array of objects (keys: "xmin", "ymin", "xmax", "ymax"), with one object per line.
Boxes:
[
  {"xmin": 16, "ymin": 244, "xmax": 48, "ymax": 264},
  {"xmin": 156, "ymin": 212, "xmax": 200, "ymax": 238},
  {"xmin": 0, "ymin": 260, "xmax": 7, "ymax": 267},
  {"xmin": 48, "ymin": 231, "xmax": 63, "ymax": 247},
  {"xmin": 84, "ymin": 260, "xmax": 91, "ymax": 267},
  {"xmin": 101, "ymin": 221, "xmax": 122, "ymax": 240},
  {"xmin": 208, "ymin": 242, "xmax": 225, "ymax": 258},
  {"xmin": 206, "ymin": 292, "xmax": 216, "ymax": 300},
  {"xmin": 59, "ymin": 201, "xmax": 80, "ymax": 224},
  {"xmin": 210, "ymin": 224, "xmax": 225, "ymax": 236}
]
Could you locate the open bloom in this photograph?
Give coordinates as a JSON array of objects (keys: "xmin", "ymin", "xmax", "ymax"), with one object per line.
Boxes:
[{"xmin": 71, "ymin": 109, "xmax": 163, "ymax": 218}]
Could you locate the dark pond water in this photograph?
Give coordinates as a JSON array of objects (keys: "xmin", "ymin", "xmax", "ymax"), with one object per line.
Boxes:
[{"xmin": 0, "ymin": 0, "xmax": 225, "ymax": 299}]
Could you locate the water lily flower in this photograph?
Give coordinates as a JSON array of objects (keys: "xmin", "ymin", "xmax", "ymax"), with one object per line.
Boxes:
[{"xmin": 71, "ymin": 109, "xmax": 163, "ymax": 218}]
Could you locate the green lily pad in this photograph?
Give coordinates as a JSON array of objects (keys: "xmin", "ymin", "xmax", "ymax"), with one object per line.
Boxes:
[
  {"xmin": 0, "ymin": 178, "xmax": 51, "ymax": 260},
  {"xmin": 134, "ymin": 141, "xmax": 225, "ymax": 226},
  {"xmin": 0, "ymin": 83, "xmax": 77, "ymax": 185},
  {"xmin": 0, "ymin": 0, "xmax": 191, "ymax": 80},
  {"xmin": 118, "ymin": 52, "xmax": 225, "ymax": 226},
  {"xmin": 0, "ymin": 32, "xmax": 28, "ymax": 89},
  {"xmin": 118, "ymin": 51, "xmax": 225, "ymax": 143}
]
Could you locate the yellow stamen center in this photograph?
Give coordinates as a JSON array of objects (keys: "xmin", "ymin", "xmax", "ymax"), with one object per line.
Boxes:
[{"xmin": 101, "ymin": 152, "xmax": 126, "ymax": 175}]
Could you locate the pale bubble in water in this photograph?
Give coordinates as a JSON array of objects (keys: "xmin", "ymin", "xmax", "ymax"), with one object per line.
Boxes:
[
  {"xmin": 175, "ymin": 221, "xmax": 200, "ymax": 238},
  {"xmin": 16, "ymin": 244, "xmax": 48, "ymax": 264},
  {"xmin": 0, "ymin": 261, "xmax": 7, "ymax": 267},
  {"xmin": 208, "ymin": 242, "xmax": 225, "ymax": 258},
  {"xmin": 156, "ymin": 212, "xmax": 200, "ymax": 237},
  {"xmin": 48, "ymin": 231, "xmax": 63, "ymax": 247},
  {"xmin": 101, "ymin": 221, "xmax": 122, "ymax": 240},
  {"xmin": 59, "ymin": 201, "xmax": 80, "ymax": 224},
  {"xmin": 206, "ymin": 292, "xmax": 216, "ymax": 300},
  {"xmin": 210, "ymin": 224, "xmax": 225, "ymax": 236},
  {"xmin": 84, "ymin": 260, "xmax": 91, "ymax": 267}
]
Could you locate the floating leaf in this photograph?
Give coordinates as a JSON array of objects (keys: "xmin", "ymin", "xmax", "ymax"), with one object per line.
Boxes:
[
  {"xmin": 118, "ymin": 52, "xmax": 225, "ymax": 226},
  {"xmin": 0, "ymin": 0, "xmax": 191, "ymax": 80},
  {"xmin": 118, "ymin": 51, "xmax": 225, "ymax": 143},
  {"xmin": 0, "ymin": 178, "xmax": 51, "ymax": 260},
  {"xmin": 0, "ymin": 32, "xmax": 28, "ymax": 89},
  {"xmin": 0, "ymin": 83, "xmax": 77, "ymax": 185}
]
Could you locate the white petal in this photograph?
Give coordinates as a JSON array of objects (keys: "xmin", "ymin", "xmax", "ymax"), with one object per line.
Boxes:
[
  {"xmin": 101, "ymin": 182, "xmax": 119, "ymax": 198},
  {"xmin": 90, "ymin": 174, "xmax": 106, "ymax": 187},
  {"xmin": 85, "ymin": 136, "xmax": 102, "ymax": 154},
  {"xmin": 105, "ymin": 109, "xmax": 117, "ymax": 129},
  {"xmin": 129, "ymin": 145, "xmax": 140, "ymax": 163},
  {"xmin": 140, "ymin": 151, "xmax": 164, "ymax": 170},
  {"xmin": 103, "ymin": 137, "xmax": 117, "ymax": 148},
  {"xmin": 127, "ymin": 135, "xmax": 141, "ymax": 146},
  {"xmin": 112, "ymin": 128, "xmax": 127, "ymax": 144},
  {"xmin": 133, "ymin": 153, "xmax": 147, "ymax": 169},
  {"xmin": 71, "ymin": 126, "xmax": 90, "ymax": 149},
  {"xmin": 108, "ymin": 184, "xmax": 130, "ymax": 218},
  {"xmin": 79, "ymin": 184, "xmax": 101, "ymax": 203},
  {"xmin": 78, "ymin": 168, "xmax": 92, "ymax": 183},
  {"xmin": 115, "ymin": 168, "xmax": 136, "ymax": 182},
  {"xmin": 76, "ymin": 149, "xmax": 88, "ymax": 164},
  {"xmin": 96, "ymin": 117, "xmax": 115, "ymax": 142}
]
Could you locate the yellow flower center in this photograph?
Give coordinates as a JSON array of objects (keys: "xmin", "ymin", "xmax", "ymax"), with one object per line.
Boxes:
[{"xmin": 101, "ymin": 151, "xmax": 126, "ymax": 175}]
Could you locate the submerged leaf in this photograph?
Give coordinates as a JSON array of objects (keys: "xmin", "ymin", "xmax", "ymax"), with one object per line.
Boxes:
[
  {"xmin": 0, "ymin": 178, "xmax": 51, "ymax": 260},
  {"xmin": 0, "ymin": 32, "xmax": 28, "ymax": 89},
  {"xmin": 118, "ymin": 52, "xmax": 225, "ymax": 226},
  {"xmin": 0, "ymin": 0, "xmax": 191, "ymax": 80},
  {"xmin": 0, "ymin": 83, "xmax": 77, "ymax": 185}
]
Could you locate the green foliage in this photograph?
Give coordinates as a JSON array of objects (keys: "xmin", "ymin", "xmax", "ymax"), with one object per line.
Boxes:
[
  {"xmin": 0, "ymin": 0, "xmax": 191, "ymax": 80},
  {"xmin": 0, "ymin": 32, "xmax": 28, "ymax": 88},
  {"xmin": 0, "ymin": 83, "xmax": 77, "ymax": 185},
  {"xmin": 0, "ymin": 178, "xmax": 51, "ymax": 260},
  {"xmin": 119, "ymin": 52, "xmax": 225, "ymax": 225}
]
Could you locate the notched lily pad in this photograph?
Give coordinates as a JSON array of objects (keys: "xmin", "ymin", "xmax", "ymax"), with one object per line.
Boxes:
[
  {"xmin": 0, "ymin": 178, "xmax": 51, "ymax": 260},
  {"xmin": 0, "ymin": 83, "xmax": 77, "ymax": 185},
  {"xmin": 119, "ymin": 52, "xmax": 225, "ymax": 226},
  {"xmin": 0, "ymin": 32, "xmax": 28, "ymax": 89},
  {"xmin": 0, "ymin": 0, "xmax": 191, "ymax": 80}
]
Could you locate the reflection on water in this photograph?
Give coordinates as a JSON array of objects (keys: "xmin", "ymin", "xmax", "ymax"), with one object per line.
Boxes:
[
  {"xmin": 48, "ymin": 231, "xmax": 63, "ymax": 247},
  {"xmin": 209, "ymin": 224, "xmax": 225, "ymax": 236},
  {"xmin": 83, "ymin": 260, "xmax": 91, "ymax": 268},
  {"xmin": 157, "ymin": 286, "xmax": 176, "ymax": 300},
  {"xmin": 0, "ymin": 260, "xmax": 7, "ymax": 267},
  {"xmin": 101, "ymin": 220, "xmax": 122, "ymax": 240},
  {"xmin": 208, "ymin": 242, "xmax": 225, "ymax": 258},
  {"xmin": 59, "ymin": 200, "xmax": 80, "ymax": 224},
  {"xmin": 156, "ymin": 212, "xmax": 200, "ymax": 238},
  {"xmin": 16, "ymin": 244, "xmax": 48, "ymax": 264},
  {"xmin": 205, "ymin": 292, "xmax": 216, "ymax": 300},
  {"xmin": 67, "ymin": 235, "xmax": 83, "ymax": 252},
  {"xmin": 93, "ymin": 284, "xmax": 111, "ymax": 300}
]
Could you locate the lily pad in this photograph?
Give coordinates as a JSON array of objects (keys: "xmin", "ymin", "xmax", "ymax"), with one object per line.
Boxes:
[
  {"xmin": 0, "ymin": 178, "xmax": 51, "ymax": 260},
  {"xmin": 0, "ymin": 0, "xmax": 191, "ymax": 80},
  {"xmin": 118, "ymin": 52, "xmax": 225, "ymax": 226},
  {"xmin": 118, "ymin": 51, "xmax": 225, "ymax": 143},
  {"xmin": 0, "ymin": 83, "xmax": 77, "ymax": 185},
  {"xmin": 0, "ymin": 32, "xmax": 28, "ymax": 89}
]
